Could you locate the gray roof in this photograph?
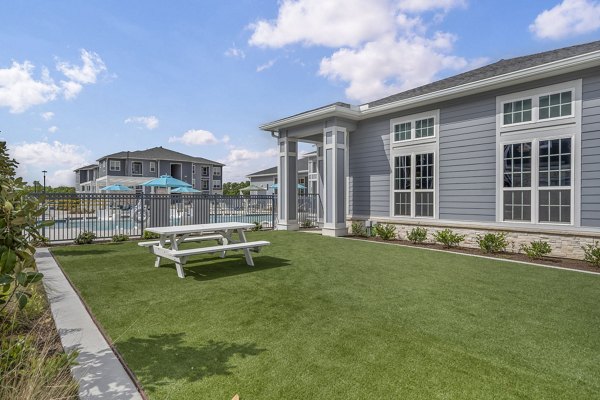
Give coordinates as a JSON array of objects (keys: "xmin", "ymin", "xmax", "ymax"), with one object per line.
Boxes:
[
  {"xmin": 97, "ymin": 146, "xmax": 224, "ymax": 166},
  {"xmin": 247, "ymin": 156, "xmax": 310, "ymax": 177},
  {"xmin": 368, "ymin": 40, "xmax": 600, "ymax": 108},
  {"xmin": 74, "ymin": 164, "xmax": 99, "ymax": 171}
]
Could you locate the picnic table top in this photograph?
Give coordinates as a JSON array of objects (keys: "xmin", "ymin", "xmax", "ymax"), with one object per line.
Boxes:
[{"xmin": 145, "ymin": 222, "xmax": 255, "ymax": 235}]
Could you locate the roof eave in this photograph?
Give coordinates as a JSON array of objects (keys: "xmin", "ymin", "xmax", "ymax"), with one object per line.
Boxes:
[
  {"xmin": 259, "ymin": 105, "xmax": 361, "ymax": 132},
  {"xmin": 260, "ymin": 50, "xmax": 600, "ymax": 130}
]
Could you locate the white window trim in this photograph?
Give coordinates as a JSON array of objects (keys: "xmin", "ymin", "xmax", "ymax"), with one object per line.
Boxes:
[
  {"xmin": 390, "ymin": 109, "xmax": 439, "ymax": 145},
  {"xmin": 201, "ymin": 166, "xmax": 210, "ymax": 176},
  {"xmin": 109, "ymin": 160, "xmax": 120, "ymax": 171},
  {"xmin": 131, "ymin": 161, "xmax": 143, "ymax": 176},
  {"xmin": 496, "ymin": 79, "xmax": 582, "ymax": 228},
  {"xmin": 213, "ymin": 167, "xmax": 221, "ymax": 176},
  {"xmin": 149, "ymin": 161, "xmax": 156, "ymax": 173},
  {"xmin": 497, "ymin": 80, "xmax": 579, "ymax": 134}
]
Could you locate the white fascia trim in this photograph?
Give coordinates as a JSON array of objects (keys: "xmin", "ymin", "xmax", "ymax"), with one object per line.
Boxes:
[
  {"xmin": 260, "ymin": 105, "xmax": 360, "ymax": 131},
  {"xmin": 260, "ymin": 51, "xmax": 600, "ymax": 131}
]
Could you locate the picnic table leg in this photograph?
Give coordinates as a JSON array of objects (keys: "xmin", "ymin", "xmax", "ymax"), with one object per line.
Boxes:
[
  {"xmin": 237, "ymin": 229, "xmax": 254, "ymax": 267},
  {"xmin": 171, "ymin": 234, "xmax": 186, "ymax": 278},
  {"xmin": 155, "ymin": 235, "xmax": 167, "ymax": 268},
  {"xmin": 220, "ymin": 229, "xmax": 232, "ymax": 258}
]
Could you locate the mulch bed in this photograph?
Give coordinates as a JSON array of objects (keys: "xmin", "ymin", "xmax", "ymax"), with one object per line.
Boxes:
[{"xmin": 348, "ymin": 236, "xmax": 600, "ymax": 274}]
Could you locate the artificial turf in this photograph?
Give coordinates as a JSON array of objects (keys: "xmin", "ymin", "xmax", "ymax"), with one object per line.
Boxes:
[{"xmin": 51, "ymin": 231, "xmax": 600, "ymax": 399}]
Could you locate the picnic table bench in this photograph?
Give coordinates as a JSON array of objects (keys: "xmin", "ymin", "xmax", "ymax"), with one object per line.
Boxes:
[{"xmin": 138, "ymin": 222, "xmax": 270, "ymax": 278}]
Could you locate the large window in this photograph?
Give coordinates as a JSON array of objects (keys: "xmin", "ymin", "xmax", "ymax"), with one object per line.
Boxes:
[
  {"xmin": 501, "ymin": 138, "xmax": 572, "ymax": 224},
  {"xmin": 201, "ymin": 166, "xmax": 209, "ymax": 176},
  {"xmin": 201, "ymin": 179, "xmax": 209, "ymax": 190},
  {"xmin": 393, "ymin": 152, "xmax": 434, "ymax": 218},
  {"xmin": 131, "ymin": 161, "xmax": 142, "ymax": 175},
  {"xmin": 149, "ymin": 161, "xmax": 156, "ymax": 173},
  {"xmin": 109, "ymin": 160, "xmax": 120, "ymax": 171}
]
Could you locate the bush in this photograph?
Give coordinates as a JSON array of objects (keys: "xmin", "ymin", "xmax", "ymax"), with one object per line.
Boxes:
[
  {"xmin": 251, "ymin": 221, "xmax": 263, "ymax": 231},
  {"xmin": 111, "ymin": 234, "xmax": 129, "ymax": 243},
  {"xmin": 581, "ymin": 241, "xmax": 600, "ymax": 268},
  {"xmin": 373, "ymin": 223, "xmax": 397, "ymax": 241},
  {"xmin": 351, "ymin": 221, "xmax": 366, "ymax": 237},
  {"xmin": 407, "ymin": 227, "xmax": 428, "ymax": 244},
  {"xmin": 0, "ymin": 142, "xmax": 49, "ymax": 311},
  {"xmin": 476, "ymin": 232, "xmax": 508, "ymax": 254},
  {"xmin": 433, "ymin": 229, "xmax": 465, "ymax": 248},
  {"xmin": 142, "ymin": 230, "xmax": 160, "ymax": 240},
  {"xmin": 73, "ymin": 231, "xmax": 96, "ymax": 245},
  {"xmin": 301, "ymin": 219, "xmax": 315, "ymax": 228},
  {"xmin": 520, "ymin": 241, "xmax": 552, "ymax": 260}
]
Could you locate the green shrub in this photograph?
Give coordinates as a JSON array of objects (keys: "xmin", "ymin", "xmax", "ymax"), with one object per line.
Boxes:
[
  {"xmin": 111, "ymin": 234, "xmax": 129, "ymax": 243},
  {"xmin": 520, "ymin": 241, "xmax": 552, "ymax": 260},
  {"xmin": 581, "ymin": 241, "xmax": 600, "ymax": 268},
  {"xmin": 301, "ymin": 219, "xmax": 315, "ymax": 228},
  {"xmin": 433, "ymin": 229, "xmax": 465, "ymax": 248},
  {"xmin": 407, "ymin": 227, "xmax": 428, "ymax": 244},
  {"xmin": 351, "ymin": 221, "xmax": 366, "ymax": 237},
  {"xmin": 0, "ymin": 142, "xmax": 49, "ymax": 311},
  {"xmin": 476, "ymin": 232, "xmax": 508, "ymax": 254},
  {"xmin": 251, "ymin": 221, "xmax": 263, "ymax": 231},
  {"xmin": 373, "ymin": 223, "xmax": 397, "ymax": 241},
  {"xmin": 142, "ymin": 230, "xmax": 160, "ymax": 240},
  {"xmin": 73, "ymin": 231, "xmax": 96, "ymax": 245}
]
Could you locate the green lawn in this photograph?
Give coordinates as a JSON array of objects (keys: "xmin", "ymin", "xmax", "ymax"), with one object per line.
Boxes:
[{"xmin": 52, "ymin": 231, "xmax": 600, "ymax": 399}]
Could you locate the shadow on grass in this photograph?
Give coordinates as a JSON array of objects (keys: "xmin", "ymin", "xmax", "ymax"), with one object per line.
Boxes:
[
  {"xmin": 116, "ymin": 333, "xmax": 265, "ymax": 391},
  {"xmin": 160, "ymin": 255, "xmax": 291, "ymax": 281},
  {"xmin": 51, "ymin": 247, "xmax": 120, "ymax": 257}
]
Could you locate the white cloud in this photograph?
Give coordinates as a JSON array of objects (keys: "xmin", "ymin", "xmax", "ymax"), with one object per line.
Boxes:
[
  {"xmin": 220, "ymin": 147, "xmax": 279, "ymax": 182},
  {"xmin": 320, "ymin": 33, "xmax": 482, "ymax": 102},
  {"xmin": 248, "ymin": 0, "xmax": 481, "ymax": 103},
  {"xmin": 225, "ymin": 45, "xmax": 246, "ymax": 59},
  {"xmin": 56, "ymin": 49, "xmax": 107, "ymax": 85},
  {"xmin": 249, "ymin": 0, "xmax": 396, "ymax": 48},
  {"xmin": 257, "ymin": 59, "xmax": 276, "ymax": 72},
  {"xmin": 397, "ymin": 0, "xmax": 466, "ymax": 12},
  {"xmin": 0, "ymin": 49, "xmax": 107, "ymax": 113},
  {"xmin": 530, "ymin": 0, "xmax": 600, "ymax": 39},
  {"xmin": 10, "ymin": 140, "xmax": 91, "ymax": 186},
  {"xmin": 0, "ymin": 62, "xmax": 59, "ymax": 113},
  {"xmin": 41, "ymin": 111, "xmax": 54, "ymax": 120},
  {"xmin": 124, "ymin": 115, "xmax": 159, "ymax": 130},
  {"xmin": 168, "ymin": 129, "xmax": 220, "ymax": 145},
  {"xmin": 48, "ymin": 126, "xmax": 58, "ymax": 133}
]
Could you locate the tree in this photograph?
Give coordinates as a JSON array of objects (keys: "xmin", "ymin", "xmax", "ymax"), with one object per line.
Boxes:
[
  {"xmin": 222, "ymin": 181, "xmax": 250, "ymax": 196},
  {"xmin": 0, "ymin": 142, "xmax": 50, "ymax": 311}
]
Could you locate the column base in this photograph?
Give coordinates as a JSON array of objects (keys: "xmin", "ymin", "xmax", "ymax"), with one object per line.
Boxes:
[
  {"xmin": 276, "ymin": 221, "xmax": 299, "ymax": 231},
  {"xmin": 321, "ymin": 226, "xmax": 348, "ymax": 237}
]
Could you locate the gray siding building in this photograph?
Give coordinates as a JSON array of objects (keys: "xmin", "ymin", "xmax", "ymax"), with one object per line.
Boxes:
[
  {"xmin": 74, "ymin": 146, "xmax": 224, "ymax": 194},
  {"xmin": 247, "ymin": 153, "xmax": 317, "ymax": 195},
  {"xmin": 259, "ymin": 40, "xmax": 600, "ymax": 259}
]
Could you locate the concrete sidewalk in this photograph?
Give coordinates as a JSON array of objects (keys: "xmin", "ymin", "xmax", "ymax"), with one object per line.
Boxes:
[{"xmin": 36, "ymin": 248, "xmax": 144, "ymax": 400}]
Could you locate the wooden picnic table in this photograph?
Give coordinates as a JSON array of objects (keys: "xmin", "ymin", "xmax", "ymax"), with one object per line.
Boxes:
[{"xmin": 138, "ymin": 222, "xmax": 270, "ymax": 278}]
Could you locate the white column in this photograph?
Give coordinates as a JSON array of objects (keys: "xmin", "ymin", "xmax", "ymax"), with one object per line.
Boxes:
[
  {"xmin": 277, "ymin": 137, "xmax": 299, "ymax": 230},
  {"xmin": 322, "ymin": 127, "xmax": 348, "ymax": 237},
  {"xmin": 316, "ymin": 144, "xmax": 324, "ymax": 227}
]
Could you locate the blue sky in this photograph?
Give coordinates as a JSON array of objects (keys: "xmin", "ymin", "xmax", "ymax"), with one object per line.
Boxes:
[{"xmin": 2, "ymin": 0, "xmax": 600, "ymax": 185}]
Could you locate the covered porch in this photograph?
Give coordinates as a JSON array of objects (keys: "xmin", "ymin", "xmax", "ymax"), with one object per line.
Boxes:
[{"xmin": 262, "ymin": 109, "xmax": 358, "ymax": 237}]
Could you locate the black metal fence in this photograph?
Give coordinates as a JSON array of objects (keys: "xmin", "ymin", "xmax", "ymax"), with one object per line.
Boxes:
[{"xmin": 35, "ymin": 192, "xmax": 320, "ymax": 242}]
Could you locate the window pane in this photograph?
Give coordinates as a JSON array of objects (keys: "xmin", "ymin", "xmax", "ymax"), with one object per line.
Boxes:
[
  {"xmin": 415, "ymin": 118, "xmax": 434, "ymax": 138},
  {"xmin": 504, "ymin": 143, "xmax": 531, "ymax": 188},
  {"xmin": 415, "ymin": 192, "xmax": 434, "ymax": 217},
  {"xmin": 394, "ymin": 192, "xmax": 410, "ymax": 216},
  {"xmin": 415, "ymin": 153, "xmax": 434, "ymax": 189},
  {"xmin": 539, "ymin": 91, "xmax": 572, "ymax": 120},
  {"xmin": 504, "ymin": 99, "xmax": 532, "ymax": 125},
  {"xmin": 503, "ymin": 190, "xmax": 531, "ymax": 221},
  {"xmin": 539, "ymin": 138, "xmax": 571, "ymax": 187},
  {"xmin": 539, "ymin": 189, "xmax": 571, "ymax": 223}
]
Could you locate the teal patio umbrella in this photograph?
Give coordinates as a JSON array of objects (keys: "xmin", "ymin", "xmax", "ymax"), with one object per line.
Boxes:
[
  {"xmin": 100, "ymin": 184, "xmax": 133, "ymax": 191},
  {"xmin": 171, "ymin": 186, "xmax": 201, "ymax": 193},
  {"xmin": 142, "ymin": 175, "xmax": 192, "ymax": 188}
]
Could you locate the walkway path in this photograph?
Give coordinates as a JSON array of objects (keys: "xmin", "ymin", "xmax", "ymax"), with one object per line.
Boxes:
[{"xmin": 36, "ymin": 248, "xmax": 144, "ymax": 400}]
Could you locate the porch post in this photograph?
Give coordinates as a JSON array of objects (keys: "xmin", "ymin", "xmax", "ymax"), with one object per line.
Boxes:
[
  {"xmin": 316, "ymin": 144, "xmax": 324, "ymax": 227},
  {"xmin": 322, "ymin": 127, "xmax": 348, "ymax": 237},
  {"xmin": 276, "ymin": 136, "xmax": 299, "ymax": 230}
]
